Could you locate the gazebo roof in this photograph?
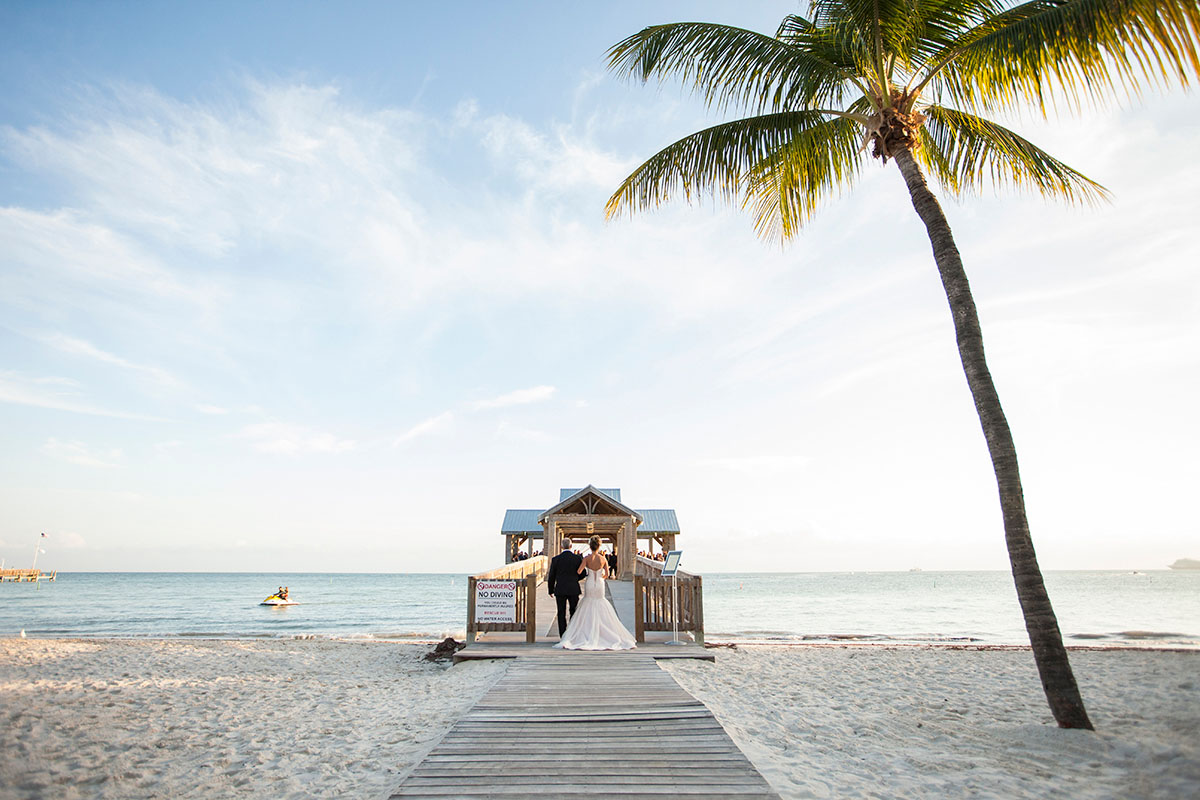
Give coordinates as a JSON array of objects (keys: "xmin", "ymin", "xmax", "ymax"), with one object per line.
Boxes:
[
  {"xmin": 539, "ymin": 485, "xmax": 642, "ymax": 523},
  {"xmin": 559, "ymin": 487, "xmax": 621, "ymax": 503},
  {"xmin": 500, "ymin": 487, "xmax": 680, "ymax": 535}
]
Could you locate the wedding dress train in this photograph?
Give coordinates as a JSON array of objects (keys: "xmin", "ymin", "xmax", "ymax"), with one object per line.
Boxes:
[{"xmin": 554, "ymin": 567, "xmax": 636, "ymax": 650}]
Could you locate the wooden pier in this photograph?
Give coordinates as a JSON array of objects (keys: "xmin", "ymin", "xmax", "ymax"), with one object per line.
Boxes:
[
  {"xmin": 458, "ymin": 556, "xmax": 709, "ymax": 662},
  {"xmin": 398, "ymin": 485, "xmax": 779, "ymax": 797},
  {"xmin": 389, "ymin": 654, "xmax": 779, "ymax": 799},
  {"xmin": 0, "ymin": 568, "xmax": 56, "ymax": 583}
]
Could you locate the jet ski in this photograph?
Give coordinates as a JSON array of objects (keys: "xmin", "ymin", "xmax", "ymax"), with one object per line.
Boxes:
[{"xmin": 260, "ymin": 592, "xmax": 298, "ymax": 606}]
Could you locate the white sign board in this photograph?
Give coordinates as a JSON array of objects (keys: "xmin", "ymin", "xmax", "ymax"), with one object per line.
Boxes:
[
  {"xmin": 474, "ymin": 580, "xmax": 517, "ymax": 623},
  {"xmin": 662, "ymin": 550, "xmax": 683, "ymax": 576}
]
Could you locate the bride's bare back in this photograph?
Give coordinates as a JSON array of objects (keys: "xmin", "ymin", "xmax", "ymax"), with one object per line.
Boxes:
[{"xmin": 580, "ymin": 552, "xmax": 607, "ymax": 573}]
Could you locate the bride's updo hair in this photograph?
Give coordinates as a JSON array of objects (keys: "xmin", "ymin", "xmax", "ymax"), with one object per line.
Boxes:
[{"xmin": 588, "ymin": 535, "xmax": 601, "ymax": 551}]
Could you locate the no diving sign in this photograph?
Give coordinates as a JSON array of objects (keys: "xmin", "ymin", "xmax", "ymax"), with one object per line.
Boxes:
[{"xmin": 474, "ymin": 579, "xmax": 516, "ymax": 623}]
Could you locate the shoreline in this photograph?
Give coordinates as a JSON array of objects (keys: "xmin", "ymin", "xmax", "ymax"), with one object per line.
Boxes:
[{"xmin": 6, "ymin": 633, "xmax": 1198, "ymax": 653}]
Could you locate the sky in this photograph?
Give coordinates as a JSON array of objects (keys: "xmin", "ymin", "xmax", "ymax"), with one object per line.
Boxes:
[{"xmin": 1, "ymin": 1, "xmax": 1197, "ymax": 574}]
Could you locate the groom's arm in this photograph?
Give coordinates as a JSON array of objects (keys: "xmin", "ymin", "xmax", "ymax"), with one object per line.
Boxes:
[{"xmin": 547, "ymin": 559, "xmax": 556, "ymax": 595}]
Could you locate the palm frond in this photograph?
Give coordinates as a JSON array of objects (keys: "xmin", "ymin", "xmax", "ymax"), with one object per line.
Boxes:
[
  {"xmin": 809, "ymin": 0, "xmax": 981, "ymax": 80},
  {"xmin": 918, "ymin": 104, "xmax": 1109, "ymax": 203},
  {"xmin": 605, "ymin": 111, "xmax": 845, "ymax": 221},
  {"xmin": 895, "ymin": 0, "xmax": 1011, "ymax": 74},
  {"xmin": 927, "ymin": 0, "xmax": 1200, "ymax": 114},
  {"xmin": 606, "ymin": 22, "xmax": 852, "ymax": 114},
  {"xmin": 745, "ymin": 101, "xmax": 871, "ymax": 241}
]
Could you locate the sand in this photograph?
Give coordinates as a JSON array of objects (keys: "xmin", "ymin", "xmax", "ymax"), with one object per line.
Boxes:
[
  {"xmin": 1, "ymin": 640, "xmax": 1196, "ymax": 799},
  {"xmin": 662, "ymin": 646, "xmax": 1200, "ymax": 799},
  {"xmin": 0, "ymin": 639, "xmax": 505, "ymax": 800}
]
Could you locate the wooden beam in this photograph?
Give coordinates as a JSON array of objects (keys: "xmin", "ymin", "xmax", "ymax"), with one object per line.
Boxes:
[
  {"xmin": 525, "ymin": 573, "xmax": 536, "ymax": 644},
  {"xmin": 634, "ymin": 574, "xmax": 645, "ymax": 643},
  {"xmin": 466, "ymin": 577, "xmax": 477, "ymax": 643}
]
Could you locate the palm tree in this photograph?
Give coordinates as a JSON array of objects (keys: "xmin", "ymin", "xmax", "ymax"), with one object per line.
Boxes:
[{"xmin": 606, "ymin": 0, "xmax": 1199, "ymax": 730}]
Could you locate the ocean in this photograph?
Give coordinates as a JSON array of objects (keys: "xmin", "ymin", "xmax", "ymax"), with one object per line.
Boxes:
[{"xmin": 2, "ymin": 570, "xmax": 1196, "ymax": 648}]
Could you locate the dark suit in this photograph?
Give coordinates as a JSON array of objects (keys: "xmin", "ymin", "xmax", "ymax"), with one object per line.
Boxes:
[{"xmin": 547, "ymin": 549, "xmax": 584, "ymax": 636}]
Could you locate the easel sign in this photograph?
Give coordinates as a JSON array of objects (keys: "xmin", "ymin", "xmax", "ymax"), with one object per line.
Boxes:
[{"xmin": 662, "ymin": 550, "xmax": 685, "ymax": 645}]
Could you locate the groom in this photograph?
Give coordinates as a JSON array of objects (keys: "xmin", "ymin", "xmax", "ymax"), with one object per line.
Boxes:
[{"xmin": 547, "ymin": 539, "xmax": 585, "ymax": 637}]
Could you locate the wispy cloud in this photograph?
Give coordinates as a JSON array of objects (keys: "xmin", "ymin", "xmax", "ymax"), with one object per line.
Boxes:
[
  {"xmin": 470, "ymin": 385, "xmax": 556, "ymax": 411},
  {"xmin": 0, "ymin": 370, "xmax": 164, "ymax": 421},
  {"xmin": 195, "ymin": 404, "xmax": 229, "ymax": 415},
  {"xmin": 42, "ymin": 438, "xmax": 122, "ymax": 468},
  {"xmin": 393, "ymin": 411, "xmax": 454, "ymax": 446},
  {"xmin": 235, "ymin": 422, "xmax": 356, "ymax": 455},
  {"xmin": 41, "ymin": 333, "xmax": 178, "ymax": 387}
]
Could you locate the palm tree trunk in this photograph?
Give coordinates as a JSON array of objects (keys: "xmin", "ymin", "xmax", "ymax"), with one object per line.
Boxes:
[{"xmin": 892, "ymin": 146, "xmax": 1093, "ymax": 730}]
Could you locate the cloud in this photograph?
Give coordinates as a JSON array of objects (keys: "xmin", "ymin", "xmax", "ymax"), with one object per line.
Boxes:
[
  {"xmin": 393, "ymin": 411, "xmax": 454, "ymax": 446},
  {"xmin": 40, "ymin": 333, "xmax": 178, "ymax": 387},
  {"xmin": 0, "ymin": 370, "xmax": 164, "ymax": 421},
  {"xmin": 235, "ymin": 422, "xmax": 356, "ymax": 455},
  {"xmin": 0, "ymin": 79, "xmax": 790, "ymax": 325},
  {"xmin": 195, "ymin": 404, "xmax": 229, "ymax": 415},
  {"xmin": 469, "ymin": 385, "xmax": 557, "ymax": 411},
  {"xmin": 42, "ymin": 438, "xmax": 122, "ymax": 468}
]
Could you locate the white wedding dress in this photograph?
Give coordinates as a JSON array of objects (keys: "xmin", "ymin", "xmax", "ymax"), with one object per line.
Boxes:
[{"xmin": 554, "ymin": 567, "xmax": 637, "ymax": 650}]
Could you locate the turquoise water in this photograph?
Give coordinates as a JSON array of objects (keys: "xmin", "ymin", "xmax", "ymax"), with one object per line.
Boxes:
[
  {"xmin": 702, "ymin": 571, "xmax": 1199, "ymax": 648},
  {"xmin": 1, "ymin": 571, "xmax": 1196, "ymax": 647}
]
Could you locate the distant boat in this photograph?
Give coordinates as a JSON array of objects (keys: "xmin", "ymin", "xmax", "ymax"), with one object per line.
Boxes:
[
  {"xmin": 909, "ymin": 567, "xmax": 923, "ymax": 572},
  {"xmin": 261, "ymin": 592, "xmax": 298, "ymax": 606},
  {"xmin": 1168, "ymin": 558, "xmax": 1200, "ymax": 570}
]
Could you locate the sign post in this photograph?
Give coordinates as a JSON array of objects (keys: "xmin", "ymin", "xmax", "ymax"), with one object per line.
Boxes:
[{"xmin": 661, "ymin": 550, "xmax": 684, "ymax": 646}]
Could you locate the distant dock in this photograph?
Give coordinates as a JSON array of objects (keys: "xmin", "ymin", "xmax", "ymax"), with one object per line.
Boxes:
[{"xmin": 0, "ymin": 568, "xmax": 56, "ymax": 583}]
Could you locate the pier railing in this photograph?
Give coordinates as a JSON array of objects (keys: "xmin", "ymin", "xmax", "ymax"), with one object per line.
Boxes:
[
  {"xmin": 633, "ymin": 555, "xmax": 704, "ymax": 644},
  {"xmin": 466, "ymin": 556, "xmax": 548, "ymax": 643}
]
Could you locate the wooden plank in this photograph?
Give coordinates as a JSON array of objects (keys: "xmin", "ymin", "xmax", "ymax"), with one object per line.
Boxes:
[{"xmin": 388, "ymin": 654, "xmax": 778, "ymax": 800}]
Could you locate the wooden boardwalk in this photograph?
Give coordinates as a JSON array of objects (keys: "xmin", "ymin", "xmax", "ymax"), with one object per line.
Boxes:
[{"xmin": 390, "ymin": 654, "xmax": 778, "ymax": 799}]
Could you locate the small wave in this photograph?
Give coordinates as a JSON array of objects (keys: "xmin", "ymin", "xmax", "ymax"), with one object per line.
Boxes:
[{"xmin": 1117, "ymin": 630, "xmax": 1190, "ymax": 640}]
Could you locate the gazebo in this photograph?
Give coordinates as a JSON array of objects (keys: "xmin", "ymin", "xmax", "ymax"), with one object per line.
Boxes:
[{"xmin": 500, "ymin": 485, "xmax": 679, "ymax": 580}]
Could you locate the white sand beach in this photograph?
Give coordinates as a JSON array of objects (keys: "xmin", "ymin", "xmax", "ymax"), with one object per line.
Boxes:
[
  {"xmin": 664, "ymin": 646, "xmax": 1200, "ymax": 799},
  {"xmin": 1, "ymin": 640, "xmax": 1196, "ymax": 800},
  {"xmin": 0, "ymin": 639, "xmax": 504, "ymax": 800}
]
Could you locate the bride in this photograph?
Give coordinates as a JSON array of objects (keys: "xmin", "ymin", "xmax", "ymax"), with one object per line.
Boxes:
[{"xmin": 554, "ymin": 535, "xmax": 636, "ymax": 650}]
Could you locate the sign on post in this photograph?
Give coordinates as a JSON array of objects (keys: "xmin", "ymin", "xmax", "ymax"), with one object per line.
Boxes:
[
  {"xmin": 474, "ymin": 579, "xmax": 516, "ymax": 624},
  {"xmin": 661, "ymin": 550, "xmax": 683, "ymax": 576}
]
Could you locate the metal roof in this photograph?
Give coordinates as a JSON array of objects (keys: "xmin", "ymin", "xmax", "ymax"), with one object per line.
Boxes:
[
  {"xmin": 637, "ymin": 509, "xmax": 680, "ymax": 534},
  {"xmin": 501, "ymin": 509, "xmax": 543, "ymax": 534},
  {"xmin": 559, "ymin": 487, "xmax": 621, "ymax": 503},
  {"xmin": 502, "ymin": 504, "xmax": 679, "ymax": 535}
]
